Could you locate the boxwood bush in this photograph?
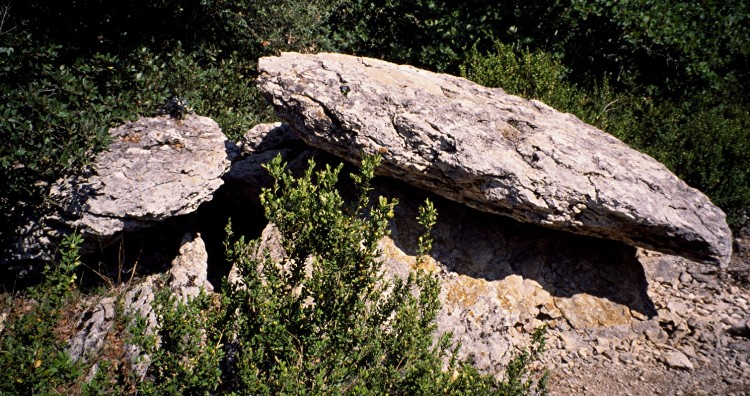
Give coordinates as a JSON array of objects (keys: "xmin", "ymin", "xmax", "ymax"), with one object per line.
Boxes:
[
  {"xmin": 126, "ymin": 153, "xmax": 548, "ymax": 395},
  {"xmin": 1, "ymin": 155, "xmax": 549, "ymax": 395}
]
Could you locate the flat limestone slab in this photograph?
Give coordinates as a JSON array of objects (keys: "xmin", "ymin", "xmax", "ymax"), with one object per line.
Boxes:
[
  {"xmin": 52, "ymin": 115, "xmax": 230, "ymax": 242},
  {"xmin": 257, "ymin": 52, "xmax": 731, "ymax": 266}
]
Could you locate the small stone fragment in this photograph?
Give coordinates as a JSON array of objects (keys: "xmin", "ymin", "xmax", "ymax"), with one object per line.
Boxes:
[
  {"xmin": 68, "ymin": 297, "xmax": 116, "ymax": 363},
  {"xmin": 663, "ymin": 351, "xmax": 695, "ymax": 370}
]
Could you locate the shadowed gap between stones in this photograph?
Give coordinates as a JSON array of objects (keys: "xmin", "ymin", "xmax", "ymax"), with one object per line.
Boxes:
[
  {"xmin": 376, "ymin": 176, "xmax": 657, "ymax": 320},
  {"xmin": 220, "ymin": 127, "xmax": 657, "ymax": 319}
]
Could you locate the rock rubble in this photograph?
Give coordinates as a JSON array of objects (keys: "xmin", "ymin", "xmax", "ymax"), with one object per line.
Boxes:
[{"xmin": 67, "ymin": 232, "xmax": 213, "ymax": 379}]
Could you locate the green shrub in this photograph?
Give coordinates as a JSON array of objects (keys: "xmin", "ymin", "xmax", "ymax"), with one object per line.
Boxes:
[
  {"xmin": 0, "ymin": 233, "xmax": 84, "ymax": 395},
  {"xmin": 460, "ymin": 41, "xmax": 565, "ymax": 101},
  {"xmin": 460, "ymin": 39, "xmax": 628, "ymax": 135},
  {"xmin": 328, "ymin": 0, "xmax": 513, "ymax": 72},
  {"xmin": 219, "ymin": 154, "xmax": 449, "ymax": 394},
  {"xmin": 610, "ymin": 98, "xmax": 750, "ymax": 225},
  {"xmin": 127, "ymin": 153, "xmax": 548, "ymax": 394},
  {"xmin": 0, "ymin": 31, "xmax": 116, "ymax": 247},
  {"xmin": 133, "ymin": 287, "xmax": 224, "ymax": 395},
  {"xmin": 121, "ymin": 45, "xmax": 274, "ymax": 141},
  {"xmin": 563, "ymin": 0, "xmax": 750, "ymax": 97}
]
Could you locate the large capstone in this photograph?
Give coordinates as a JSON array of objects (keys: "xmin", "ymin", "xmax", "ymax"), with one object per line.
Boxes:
[{"xmin": 257, "ymin": 52, "xmax": 731, "ymax": 266}]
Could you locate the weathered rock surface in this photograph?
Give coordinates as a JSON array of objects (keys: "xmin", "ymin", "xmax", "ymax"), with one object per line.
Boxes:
[
  {"xmin": 51, "ymin": 115, "xmax": 231, "ymax": 247},
  {"xmin": 68, "ymin": 232, "xmax": 213, "ymax": 379},
  {"xmin": 227, "ymin": 222, "xmax": 286, "ymax": 286},
  {"xmin": 545, "ymin": 246, "xmax": 750, "ymax": 396},
  {"xmin": 663, "ymin": 350, "xmax": 694, "ymax": 371},
  {"xmin": 1, "ymin": 214, "xmax": 62, "ymax": 269},
  {"xmin": 68, "ymin": 297, "xmax": 116, "ymax": 364},
  {"xmin": 257, "ymin": 52, "xmax": 731, "ymax": 266},
  {"xmin": 379, "ymin": 178, "xmax": 750, "ymax": 395},
  {"xmin": 168, "ymin": 232, "xmax": 213, "ymax": 301},
  {"xmin": 224, "ymin": 122, "xmax": 320, "ymax": 198},
  {"xmin": 376, "ymin": 177, "xmax": 656, "ymax": 372}
]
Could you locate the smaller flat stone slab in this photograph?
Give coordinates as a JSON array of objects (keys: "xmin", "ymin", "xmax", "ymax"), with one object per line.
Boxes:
[{"xmin": 52, "ymin": 115, "xmax": 230, "ymax": 241}]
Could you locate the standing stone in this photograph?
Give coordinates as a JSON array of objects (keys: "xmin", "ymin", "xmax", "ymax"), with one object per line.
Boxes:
[{"xmin": 169, "ymin": 232, "xmax": 213, "ymax": 301}]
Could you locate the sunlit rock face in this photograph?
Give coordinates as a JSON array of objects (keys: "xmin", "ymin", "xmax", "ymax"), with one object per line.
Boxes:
[{"xmin": 257, "ymin": 52, "xmax": 731, "ymax": 266}]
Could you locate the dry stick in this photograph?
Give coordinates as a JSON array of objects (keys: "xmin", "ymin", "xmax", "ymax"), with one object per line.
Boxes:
[
  {"xmin": 127, "ymin": 252, "xmax": 140, "ymax": 287},
  {"xmin": 0, "ymin": 3, "xmax": 14, "ymax": 34},
  {"xmin": 81, "ymin": 263, "xmax": 114, "ymax": 289},
  {"xmin": 117, "ymin": 237, "xmax": 124, "ymax": 285}
]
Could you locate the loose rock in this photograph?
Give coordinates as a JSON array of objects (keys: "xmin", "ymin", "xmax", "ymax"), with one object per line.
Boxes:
[
  {"xmin": 68, "ymin": 297, "xmax": 116, "ymax": 363},
  {"xmin": 168, "ymin": 232, "xmax": 213, "ymax": 301},
  {"xmin": 663, "ymin": 351, "xmax": 695, "ymax": 371}
]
